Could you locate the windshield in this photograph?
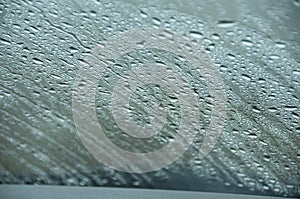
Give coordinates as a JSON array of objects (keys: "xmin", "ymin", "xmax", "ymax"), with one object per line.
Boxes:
[{"xmin": 0, "ymin": 0, "xmax": 299, "ymax": 198}]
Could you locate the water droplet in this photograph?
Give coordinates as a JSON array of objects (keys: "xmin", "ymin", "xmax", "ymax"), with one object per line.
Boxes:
[
  {"xmin": 189, "ymin": 31, "xmax": 203, "ymax": 39},
  {"xmin": 217, "ymin": 20, "xmax": 236, "ymax": 28},
  {"xmin": 248, "ymin": 133, "xmax": 258, "ymax": 139},
  {"xmin": 32, "ymin": 57, "xmax": 43, "ymax": 65},
  {"xmin": 242, "ymin": 74, "xmax": 251, "ymax": 81},
  {"xmin": 252, "ymin": 106, "xmax": 261, "ymax": 113},
  {"xmin": 241, "ymin": 39, "xmax": 254, "ymax": 46},
  {"xmin": 140, "ymin": 10, "xmax": 148, "ymax": 18},
  {"xmin": 284, "ymin": 106, "xmax": 297, "ymax": 111},
  {"xmin": 212, "ymin": 33, "xmax": 220, "ymax": 40},
  {"xmin": 0, "ymin": 37, "xmax": 11, "ymax": 45},
  {"xmin": 275, "ymin": 42, "xmax": 287, "ymax": 49}
]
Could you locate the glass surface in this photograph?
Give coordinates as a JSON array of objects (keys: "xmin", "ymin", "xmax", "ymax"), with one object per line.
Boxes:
[{"xmin": 0, "ymin": 0, "xmax": 299, "ymax": 197}]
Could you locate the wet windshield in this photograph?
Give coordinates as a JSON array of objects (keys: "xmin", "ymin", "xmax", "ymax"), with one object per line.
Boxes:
[{"xmin": 0, "ymin": 0, "xmax": 299, "ymax": 197}]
